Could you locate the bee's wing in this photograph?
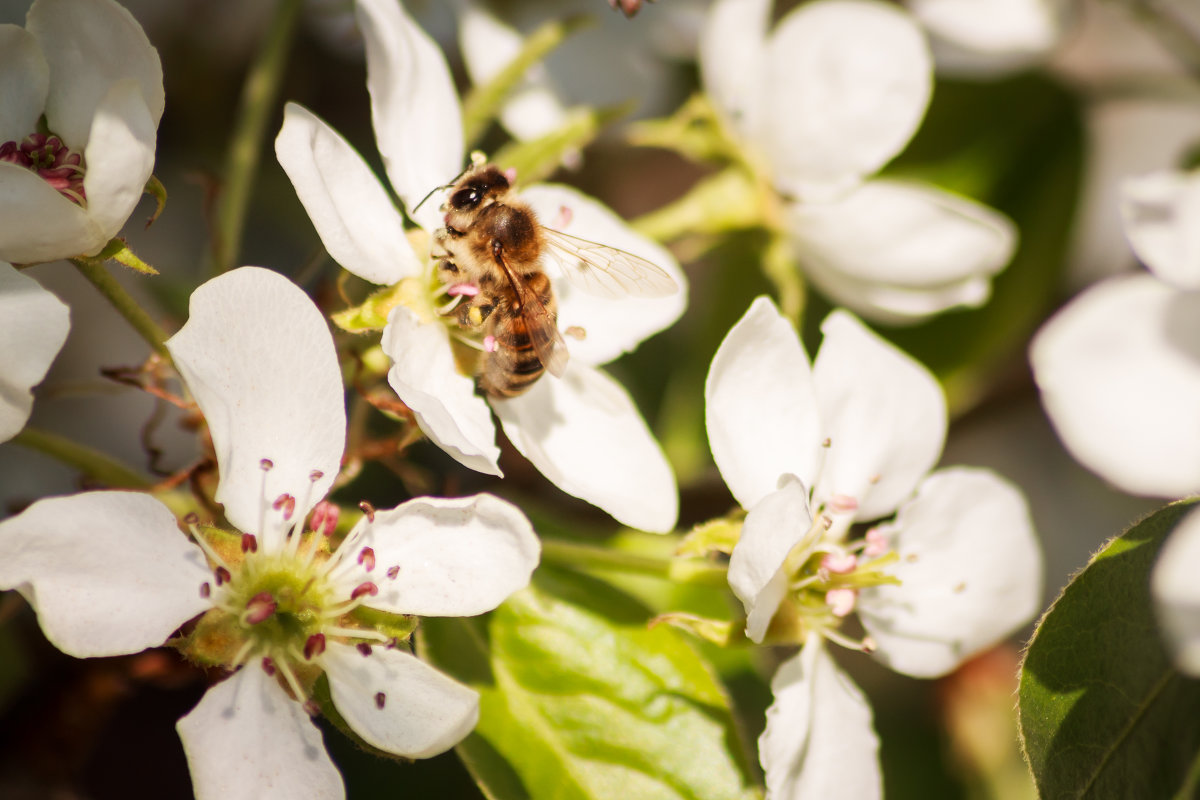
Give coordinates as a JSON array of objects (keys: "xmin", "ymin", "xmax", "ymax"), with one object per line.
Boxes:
[
  {"xmin": 541, "ymin": 228, "xmax": 679, "ymax": 299},
  {"xmin": 494, "ymin": 248, "xmax": 570, "ymax": 379}
]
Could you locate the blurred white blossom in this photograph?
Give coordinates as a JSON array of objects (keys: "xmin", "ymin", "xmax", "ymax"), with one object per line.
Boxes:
[
  {"xmin": 700, "ymin": 0, "xmax": 1017, "ymax": 324},
  {"xmin": 276, "ymin": 0, "xmax": 685, "ymax": 532},
  {"xmin": 0, "ymin": 261, "xmax": 69, "ymax": 441},
  {"xmin": 0, "ymin": 0, "xmax": 162, "ymax": 264},
  {"xmin": 1031, "ymin": 168, "xmax": 1200, "ymax": 498},
  {"xmin": 708, "ymin": 297, "xmax": 1042, "ymax": 797},
  {"xmin": 0, "ymin": 267, "xmax": 540, "ymax": 799}
]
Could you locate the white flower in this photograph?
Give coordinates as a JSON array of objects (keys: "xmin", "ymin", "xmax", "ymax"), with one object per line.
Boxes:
[
  {"xmin": 0, "ymin": 0, "xmax": 162, "ymax": 265},
  {"xmin": 0, "ymin": 261, "xmax": 70, "ymax": 440},
  {"xmin": 0, "ymin": 266, "xmax": 541, "ymax": 799},
  {"xmin": 275, "ymin": 0, "xmax": 685, "ymax": 533},
  {"xmin": 1030, "ymin": 168, "xmax": 1200, "ymax": 498},
  {"xmin": 906, "ymin": 0, "xmax": 1066, "ymax": 76},
  {"xmin": 707, "ymin": 296, "xmax": 1042, "ymax": 797},
  {"xmin": 699, "ymin": 0, "xmax": 1016, "ymax": 324}
]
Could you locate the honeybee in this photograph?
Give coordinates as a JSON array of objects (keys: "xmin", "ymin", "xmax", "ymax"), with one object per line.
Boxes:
[{"xmin": 432, "ymin": 162, "xmax": 679, "ymax": 398}]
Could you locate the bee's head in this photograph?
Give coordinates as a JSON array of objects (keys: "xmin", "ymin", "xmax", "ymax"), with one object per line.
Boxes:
[{"xmin": 447, "ymin": 165, "xmax": 510, "ymax": 212}]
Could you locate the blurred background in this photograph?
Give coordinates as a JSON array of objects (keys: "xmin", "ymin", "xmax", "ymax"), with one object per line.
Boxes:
[{"xmin": 1, "ymin": 0, "xmax": 1194, "ymax": 796}]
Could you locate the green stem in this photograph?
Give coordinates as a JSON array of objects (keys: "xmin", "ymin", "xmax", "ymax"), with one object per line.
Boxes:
[
  {"xmin": 13, "ymin": 427, "xmax": 150, "ymax": 489},
  {"xmin": 71, "ymin": 257, "xmax": 172, "ymax": 359},
  {"xmin": 540, "ymin": 539, "xmax": 729, "ymax": 587},
  {"xmin": 211, "ymin": 0, "xmax": 302, "ymax": 275}
]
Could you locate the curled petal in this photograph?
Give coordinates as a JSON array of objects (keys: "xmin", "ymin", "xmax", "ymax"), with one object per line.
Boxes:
[
  {"xmin": 0, "ymin": 492, "xmax": 211, "ymax": 658},
  {"xmin": 28, "ymin": 0, "xmax": 164, "ymax": 149},
  {"xmin": 380, "ymin": 305, "xmax": 501, "ymax": 476},
  {"xmin": 813, "ymin": 311, "xmax": 946, "ymax": 521},
  {"xmin": 1030, "ymin": 273, "xmax": 1200, "ymax": 497},
  {"xmin": 520, "ymin": 184, "xmax": 686, "ymax": 367},
  {"xmin": 858, "ymin": 467, "xmax": 1042, "ymax": 678},
  {"xmin": 0, "ymin": 160, "xmax": 97, "ymax": 264},
  {"xmin": 760, "ymin": 641, "xmax": 882, "ymax": 800},
  {"xmin": 356, "ymin": 0, "xmax": 462, "ymax": 231},
  {"xmin": 787, "ymin": 180, "xmax": 1016, "ymax": 323},
  {"xmin": 81, "ymin": 79, "xmax": 158, "ymax": 246},
  {"xmin": 351, "ymin": 494, "xmax": 539, "ymax": 618},
  {"xmin": 1152, "ymin": 508, "xmax": 1200, "ymax": 676},
  {"xmin": 275, "ymin": 102, "xmax": 420, "ymax": 285},
  {"xmin": 178, "ymin": 666, "xmax": 344, "ymax": 800},
  {"xmin": 728, "ymin": 476, "xmax": 812, "ymax": 643},
  {"xmin": 325, "ymin": 643, "xmax": 479, "ymax": 759},
  {"xmin": 1120, "ymin": 169, "xmax": 1200, "ymax": 290},
  {"xmin": 0, "ymin": 24, "xmax": 49, "ymax": 144},
  {"xmin": 0, "ymin": 263, "xmax": 69, "ymax": 441},
  {"xmin": 705, "ymin": 296, "xmax": 823, "ymax": 510},
  {"xmin": 165, "ymin": 268, "xmax": 346, "ymax": 537},
  {"xmin": 763, "ymin": 0, "xmax": 931, "ymax": 200},
  {"xmin": 493, "ymin": 361, "xmax": 677, "ymax": 533}
]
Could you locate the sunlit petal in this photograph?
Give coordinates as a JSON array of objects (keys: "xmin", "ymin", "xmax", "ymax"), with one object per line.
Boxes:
[
  {"xmin": 0, "ymin": 263, "xmax": 69, "ymax": 441},
  {"xmin": 859, "ymin": 467, "xmax": 1042, "ymax": 678},
  {"xmin": 493, "ymin": 361, "xmax": 677, "ymax": 533},
  {"xmin": 166, "ymin": 268, "xmax": 346, "ymax": 536},
  {"xmin": 178, "ymin": 666, "xmax": 344, "ymax": 800},
  {"xmin": 1152, "ymin": 507, "xmax": 1200, "ymax": 676},
  {"xmin": 325, "ymin": 643, "xmax": 479, "ymax": 759},
  {"xmin": 705, "ymin": 296, "xmax": 823, "ymax": 510},
  {"xmin": 0, "ymin": 492, "xmax": 210, "ymax": 658},
  {"xmin": 380, "ymin": 305, "xmax": 501, "ymax": 476},
  {"xmin": 1120, "ymin": 169, "xmax": 1200, "ymax": 290}
]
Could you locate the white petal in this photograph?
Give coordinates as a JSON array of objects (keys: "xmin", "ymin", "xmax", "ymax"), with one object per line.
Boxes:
[
  {"xmin": 178, "ymin": 666, "xmax": 344, "ymax": 800},
  {"xmin": 81, "ymin": 79, "xmax": 157, "ymax": 245},
  {"xmin": 760, "ymin": 642, "xmax": 882, "ymax": 800},
  {"xmin": 800, "ymin": 264, "xmax": 995, "ymax": 326},
  {"xmin": 275, "ymin": 103, "xmax": 420, "ymax": 285},
  {"xmin": 858, "ymin": 467, "xmax": 1042, "ymax": 678},
  {"xmin": 728, "ymin": 476, "xmax": 813, "ymax": 643},
  {"xmin": 520, "ymin": 184, "xmax": 687, "ymax": 366},
  {"xmin": 0, "ymin": 24, "xmax": 49, "ymax": 144},
  {"xmin": 1120, "ymin": 169, "xmax": 1200, "ymax": 290},
  {"xmin": 356, "ymin": 0, "xmax": 462, "ymax": 231},
  {"xmin": 763, "ymin": 0, "xmax": 931, "ymax": 200},
  {"xmin": 458, "ymin": 6, "xmax": 567, "ymax": 141},
  {"xmin": 812, "ymin": 311, "xmax": 946, "ymax": 520},
  {"xmin": 1152, "ymin": 507, "xmax": 1200, "ymax": 676},
  {"xmin": 0, "ymin": 492, "xmax": 210, "ymax": 658},
  {"xmin": 787, "ymin": 180, "xmax": 1015, "ymax": 322},
  {"xmin": 165, "ymin": 268, "xmax": 346, "ymax": 536},
  {"xmin": 705, "ymin": 296, "xmax": 823, "ymax": 510},
  {"xmin": 699, "ymin": 0, "xmax": 771, "ymax": 140},
  {"xmin": 380, "ymin": 305, "xmax": 501, "ymax": 476},
  {"xmin": 350, "ymin": 494, "xmax": 539, "ymax": 617},
  {"xmin": 910, "ymin": 0, "xmax": 1061, "ymax": 74},
  {"xmin": 324, "ymin": 643, "xmax": 479, "ymax": 759},
  {"xmin": 0, "ymin": 263, "xmax": 69, "ymax": 441},
  {"xmin": 0, "ymin": 160, "xmax": 100, "ymax": 264},
  {"xmin": 493, "ymin": 361, "xmax": 678, "ymax": 533},
  {"xmin": 1030, "ymin": 273, "xmax": 1200, "ymax": 497},
  {"xmin": 28, "ymin": 0, "xmax": 164, "ymax": 149}
]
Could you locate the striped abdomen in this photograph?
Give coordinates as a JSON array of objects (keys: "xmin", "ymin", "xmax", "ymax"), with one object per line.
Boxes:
[{"xmin": 479, "ymin": 272, "xmax": 557, "ymax": 398}]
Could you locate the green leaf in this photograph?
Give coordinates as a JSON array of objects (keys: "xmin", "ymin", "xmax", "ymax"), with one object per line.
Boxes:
[
  {"xmin": 1018, "ymin": 500, "xmax": 1200, "ymax": 799},
  {"xmin": 460, "ymin": 15, "xmax": 591, "ymax": 150},
  {"xmin": 421, "ymin": 569, "xmax": 759, "ymax": 800},
  {"xmin": 93, "ymin": 237, "xmax": 159, "ymax": 275}
]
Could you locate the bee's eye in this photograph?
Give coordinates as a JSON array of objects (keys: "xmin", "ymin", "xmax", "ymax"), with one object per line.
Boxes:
[{"xmin": 451, "ymin": 186, "xmax": 482, "ymax": 210}]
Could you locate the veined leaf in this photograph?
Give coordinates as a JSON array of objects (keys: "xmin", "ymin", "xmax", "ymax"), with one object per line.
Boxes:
[
  {"xmin": 421, "ymin": 569, "xmax": 759, "ymax": 800},
  {"xmin": 1018, "ymin": 500, "xmax": 1200, "ymax": 799}
]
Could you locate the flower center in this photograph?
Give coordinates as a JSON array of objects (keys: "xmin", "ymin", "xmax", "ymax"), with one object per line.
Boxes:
[
  {"xmin": 771, "ymin": 494, "xmax": 900, "ymax": 651},
  {"xmin": 178, "ymin": 464, "xmax": 415, "ymax": 705},
  {"xmin": 0, "ymin": 133, "xmax": 86, "ymax": 206}
]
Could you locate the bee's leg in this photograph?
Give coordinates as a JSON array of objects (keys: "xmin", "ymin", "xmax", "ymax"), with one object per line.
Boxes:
[{"xmin": 459, "ymin": 295, "xmax": 495, "ymax": 329}]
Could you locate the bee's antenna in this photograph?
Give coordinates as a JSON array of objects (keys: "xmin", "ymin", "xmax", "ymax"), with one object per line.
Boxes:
[{"xmin": 413, "ymin": 155, "xmax": 485, "ymax": 215}]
